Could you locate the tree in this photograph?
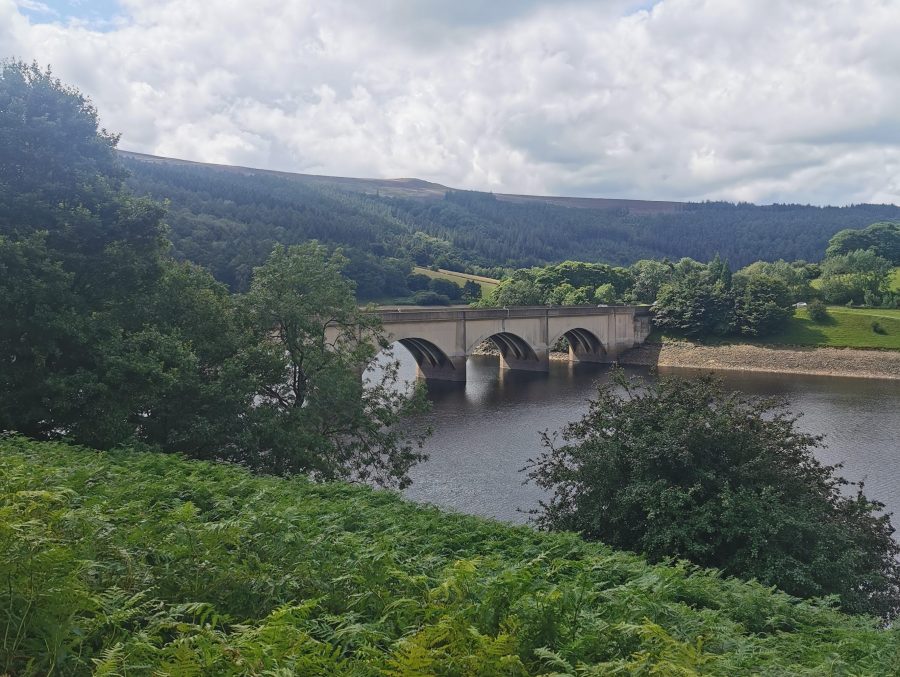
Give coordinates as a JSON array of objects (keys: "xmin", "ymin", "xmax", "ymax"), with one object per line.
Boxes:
[
  {"xmin": 461, "ymin": 279, "xmax": 482, "ymax": 302},
  {"xmin": 406, "ymin": 272, "xmax": 431, "ymax": 291},
  {"xmin": 593, "ymin": 283, "xmax": 616, "ymax": 304},
  {"xmin": 411, "ymin": 290, "xmax": 451, "ymax": 306},
  {"xmin": 819, "ymin": 249, "xmax": 891, "ymax": 305},
  {"xmin": 652, "ymin": 269, "xmax": 733, "ymax": 337},
  {"xmin": 241, "ymin": 243, "xmax": 429, "ymax": 487},
  {"xmin": 627, "ymin": 259, "xmax": 673, "ymax": 304},
  {"xmin": 0, "ymin": 64, "xmax": 429, "ymax": 489},
  {"xmin": 0, "ymin": 61, "xmax": 172, "ymax": 445},
  {"xmin": 826, "ymin": 222, "xmax": 900, "ymax": 264},
  {"xmin": 807, "ymin": 298, "xmax": 830, "ymax": 323},
  {"xmin": 526, "ymin": 370, "xmax": 900, "ymax": 619},
  {"xmin": 478, "ymin": 274, "xmax": 544, "ymax": 307},
  {"xmin": 0, "ymin": 62, "xmax": 165, "ymax": 304},
  {"xmin": 427, "ymin": 277, "xmax": 463, "ymax": 301},
  {"xmin": 734, "ymin": 260, "xmax": 812, "ymax": 303},
  {"xmin": 731, "ymin": 275, "xmax": 793, "ymax": 336}
]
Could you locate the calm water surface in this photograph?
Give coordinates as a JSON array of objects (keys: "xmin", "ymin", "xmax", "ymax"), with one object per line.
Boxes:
[{"xmin": 386, "ymin": 352, "xmax": 900, "ymax": 527}]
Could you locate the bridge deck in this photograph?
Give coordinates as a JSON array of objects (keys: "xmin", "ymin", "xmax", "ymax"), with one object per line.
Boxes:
[{"xmin": 371, "ymin": 304, "xmax": 651, "ymax": 323}]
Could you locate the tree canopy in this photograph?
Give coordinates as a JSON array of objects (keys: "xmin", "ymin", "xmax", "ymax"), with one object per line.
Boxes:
[{"xmin": 0, "ymin": 60, "xmax": 428, "ymax": 487}]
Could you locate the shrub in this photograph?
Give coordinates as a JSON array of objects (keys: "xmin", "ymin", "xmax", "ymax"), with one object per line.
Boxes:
[
  {"xmin": 526, "ymin": 370, "xmax": 900, "ymax": 619},
  {"xmin": 872, "ymin": 320, "xmax": 887, "ymax": 334},
  {"xmin": 807, "ymin": 298, "xmax": 830, "ymax": 322},
  {"xmin": 411, "ymin": 289, "xmax": 451, "ymax": 305}
]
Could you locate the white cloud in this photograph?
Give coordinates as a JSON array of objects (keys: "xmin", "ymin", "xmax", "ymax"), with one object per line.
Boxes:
[
  {"xmin": 2, "ymin": 0, "xmax": 899, "ymax": 204},
  {"xmin": 14, "ymin": 0, "xmax": 56, "ymax": 15}
]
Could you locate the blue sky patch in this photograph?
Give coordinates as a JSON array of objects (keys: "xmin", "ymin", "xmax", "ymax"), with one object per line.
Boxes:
[{"xmin": 17, "ymin": 0, "xmax": 122, "ymax": 27}]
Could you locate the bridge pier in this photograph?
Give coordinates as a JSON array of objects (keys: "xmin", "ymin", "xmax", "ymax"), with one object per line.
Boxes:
[
  {"xmin": 500, "ymin": 348, "xmax": 550, "ymax": 372},
  {"xmin": 416, "ymin": 354, "xmax": 467, "ymax": 382},
  {"xmin": 568, "ymin": 348, "xmax": 612, "ymax": 363}
]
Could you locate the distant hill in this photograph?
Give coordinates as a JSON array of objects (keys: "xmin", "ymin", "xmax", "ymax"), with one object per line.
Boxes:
[
  {"xmin": 119, "ymin": 150, "xmax": 900, "ymax": 297},
  {"xmin": 119, "ymin": 150, "xmax": 684, "ymax": 214}
]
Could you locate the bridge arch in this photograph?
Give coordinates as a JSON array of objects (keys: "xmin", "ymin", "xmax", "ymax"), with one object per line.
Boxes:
[
  {"xmin": 376, "ymin": 333, "xmax": 466, "ymax": 382},
  {"xmin": 397, "ymin": 337, "xmax": 456, "ymax": 372},
  {"xmin": 467, "ymin": 330, "xmax": 547, "ymax": 372},
  {"xmin": 549, "ymin": 327, "xmax": 608, "ymax": 363}
]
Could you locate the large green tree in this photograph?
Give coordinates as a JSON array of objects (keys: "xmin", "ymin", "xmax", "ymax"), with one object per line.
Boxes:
[
  {"xmin": 526, "ymin": 371, "xmax": 900, "ymax": 619},
  {"xmin": 0, "ymin": 62, "xmax": 428, "ymax": 487},
  {"xmin": 0, "ymin": 62, "xmax": 171, "ymax": 443},
  {"xmin": 819, "ymin": 249, "xmax": 892, "ymax": 306},
  {"xmin": 241, "ymin": 244, "xmax": 429, "ymax": 487},
  {"xmin": 826, "ymin": 222, "xmax": 900, "ymax": 264}
]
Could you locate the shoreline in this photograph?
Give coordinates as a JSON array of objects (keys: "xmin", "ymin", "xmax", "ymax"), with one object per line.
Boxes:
[
  {"xmin": 470, "ymin": 341, "xmax": 900, "ymax": 380},
  {"xmin": 616, "ymin": 341, "xmax": 900, "ymax": 381}
]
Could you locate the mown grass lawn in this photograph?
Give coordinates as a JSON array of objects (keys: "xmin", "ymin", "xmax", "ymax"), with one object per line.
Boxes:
[
  {"xmin": 4, "ymin": 437, "xmax": 898, "ymax": 675},
  {"xmin": 649, "ymin": 306, "xmax": 900, "ymax": 350},
  {"xmin": 413, "ymin": 265, "xmax": 500, "ymax": 295},
  {"xmin": 756, "ymin": 306, "xmax": 900, "ymax": 350}
]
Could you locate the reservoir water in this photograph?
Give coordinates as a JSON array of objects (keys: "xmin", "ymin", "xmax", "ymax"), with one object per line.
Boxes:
[{"xmin": 385, "ymin": 351, "xmax": 900, "ymax": 527}]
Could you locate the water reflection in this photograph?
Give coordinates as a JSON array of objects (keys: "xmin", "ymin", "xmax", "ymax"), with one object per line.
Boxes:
[{"xmin": 393, "ymin": 349, "xmax": 900, "ymax": 527}]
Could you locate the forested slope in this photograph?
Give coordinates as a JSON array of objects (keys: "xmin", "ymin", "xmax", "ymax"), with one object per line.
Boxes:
[{"xmin": 121, "ymin": 152, "xmax": 900, "ymax": 294}]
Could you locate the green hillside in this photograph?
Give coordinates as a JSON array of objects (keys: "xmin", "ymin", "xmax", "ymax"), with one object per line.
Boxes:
[
  {"xmin": 4, "ymin": 436, "xmax": 898, "ymax": 675},
  {"xmin": 121, "ymin": 152, "xmax": 900, "ymax": 296}
]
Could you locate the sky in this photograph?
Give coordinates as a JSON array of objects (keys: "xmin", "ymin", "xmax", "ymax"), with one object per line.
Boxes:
[{"xmin": 3, "ymin": 0, "xmax": 900, "ymax": 205}]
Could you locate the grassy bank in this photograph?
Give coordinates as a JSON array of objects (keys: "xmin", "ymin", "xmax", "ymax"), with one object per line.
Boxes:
[
  {"xmin": 652, "ymin": 306, "xmax": 900, "ymax": 350},
  {"xmin": 3, "ymin": 437, "xmax": 898, "ymax": 675},
  {"xmin": 756, "ymin": 306, "xmax": 900, "ymax": 349},
  {"xmin": 413, "ymin": 265, "xmax": 500, "ymax": 294}
]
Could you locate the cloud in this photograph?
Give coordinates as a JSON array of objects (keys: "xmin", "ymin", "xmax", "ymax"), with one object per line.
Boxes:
[
  {"xmin": 1, "ymin": 0, "xmax": 899, "ymax": 205},
  {"xmin": 15, "ymin": 0, "xmax": 56, "ymax": 15}
]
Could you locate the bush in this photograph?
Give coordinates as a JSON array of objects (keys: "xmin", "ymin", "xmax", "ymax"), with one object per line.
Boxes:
[
  {"xmin": 526, "ymin": 370, "xmax": 900, "ymax": 619},
  {"xmin": 872, "ymin": 320, "xmax": 887, "ymax": 334},
  {"xmin": 411, "ymin": 289, "xmax": 451, "ymax": 305},
  {"xmin": 406, "ymin": 271, "xmax": 431, "ymax": 291},
  {"xmin": 427, "ymin": 277, "xmax": 463, "ymax": 300},
  {"xmin": 807, "ymin": 298, "xmax": 830, "ymax": 322}
]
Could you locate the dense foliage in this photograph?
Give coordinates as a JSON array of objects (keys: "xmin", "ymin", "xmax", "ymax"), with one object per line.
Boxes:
[
  {"xmin": 526, "ymin": 371, "xmax": 900, "ymax": 619},
  {"xmin": 644, "ymin": 257, "xmax": 796, "ymax": 338},
  {"xmin": 0, "ymin": 61, "xmax": 426, "ymax": 487},
  {"xmin": 826, "ymin": 221, "xmax": 900, "ymax": 264},
  {"xmin": 241, "ymin": 243, "xmax": 428, "ymax": 485},
  {"xmin": 475, "ymin": 260, "xmax": 633, "ymax": 307},
  {"xmin": 819, "ymin": 249, "xmax": 896, "ymax": 307},
  {"xmin": 3, "ymin": 437, "xmax": 899, "ymax": 675},
  {"xmin": 0, "ymin": 61, "xmax": 169, "ymax": 445}
]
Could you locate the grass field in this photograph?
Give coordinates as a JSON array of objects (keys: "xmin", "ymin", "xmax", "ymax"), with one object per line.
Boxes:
[
  {"xmin": 413, "ymin": 265, "xmax": 500, "ymax": 295},
  {"xmin": 756, "ymin": 306, "xmax": 900, "ymax": 349},
  {"xmin": 651, "ymin": 306, "xmax": 900, "ymax": 350},
  {"xmin": 4, "ymin": 436, "xmax": 898, "ymax": 675}
]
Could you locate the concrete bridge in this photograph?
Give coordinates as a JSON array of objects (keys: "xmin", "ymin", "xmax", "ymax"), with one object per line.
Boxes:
[{"xmin": 369, "ymin": 305, "xmax": 652, "ymax": 381}]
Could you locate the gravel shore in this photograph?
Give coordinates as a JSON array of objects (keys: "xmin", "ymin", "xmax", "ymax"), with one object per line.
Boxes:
[
  {"xmin": 617, "ymin": 341, "xmax": 900, "ymax": 381},
  {"xmin": 471, "ymin": 340, "xmax": 900, "ymax": 380}
]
